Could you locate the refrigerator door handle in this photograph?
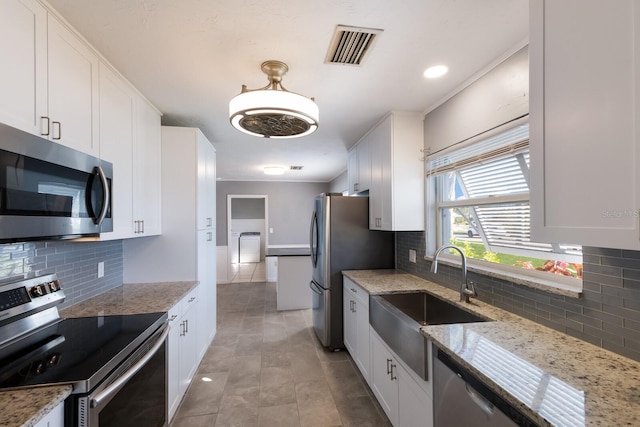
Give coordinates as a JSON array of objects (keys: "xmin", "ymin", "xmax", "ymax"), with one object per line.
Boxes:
[
  {"xmin": 309, "ymin": 280, "xmax": 323, "ymax": 295},
  {"xmin": 310, "ymin": 210, "xmax": 319, "ymax": 267}
]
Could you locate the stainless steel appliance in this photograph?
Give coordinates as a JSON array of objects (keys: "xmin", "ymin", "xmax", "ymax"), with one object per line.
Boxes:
[
  {"xmin": 0, "ymin": 122, "xmax": 112, "ymax": 243},
  {"xmin": 309, "ymin": 193, "xmax": 394, "ymax": 350},
  {"xmin": 0, "ymin": 274, "xmax": 168, "ymax": 427},
  {"xmin": 433, "ymin": 347, "xmax": 536, "ymax": 427}
]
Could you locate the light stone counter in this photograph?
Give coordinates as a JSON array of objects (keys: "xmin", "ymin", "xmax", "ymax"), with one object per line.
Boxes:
[
  {"xmin": 342, "ymin": 269, "xmax": 640, "ymax": 426},
  {"xmin": 0, "ymin": 386, "xmax": 71, "ymax": 427},
  {"xmin": 1, "ymin": 281, "xmax": 197, "ymax": 427},
  {"xmin": 60, "ymin": 281, "xmax": 198, "ymax": 318}
]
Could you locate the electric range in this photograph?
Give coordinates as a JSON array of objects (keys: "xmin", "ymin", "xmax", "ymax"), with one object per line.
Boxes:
[{"xmin": 0, "ymin": 274, "xmax": 168, "ymax": 426}]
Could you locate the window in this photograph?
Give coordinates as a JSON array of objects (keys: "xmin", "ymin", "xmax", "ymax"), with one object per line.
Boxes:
[{"xmin": 427, "ymin": 122, "xmax": 583, "ymax": 286}]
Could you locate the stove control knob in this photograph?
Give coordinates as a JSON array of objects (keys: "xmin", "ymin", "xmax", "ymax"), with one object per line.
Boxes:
[
  {"xmin": 47, "ymin": 353, "xmax": 61, "ymax": 366},
  {"xmin": 30, "ymin": 285, "xmax": 45, "ymax": 298},
  {"xmin": 48, "ymin": 281, "xmax": 59, "ymax": 292},
  {"xmin": 34, "ymin": 361, "xmax": 47, "ymax": 375}
]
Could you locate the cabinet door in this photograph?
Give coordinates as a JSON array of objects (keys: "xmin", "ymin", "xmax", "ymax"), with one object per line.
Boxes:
[
  {"xmin": 47, "ymin": 14, "xmax": 99, "ymax": 156},
  {"xmin": 357, "ymin": 139, "xmax": 371, "ymax": 193},
  {"xmin": 343, "ymin": 288, "xmax": 356, "ymax": 354},
  {"xmin": 398, "ymin": 365, "xmax": 434, "ymax": 427},
  {"xmin": 369, "ymin": 116, "xmax": 389, "ymax": 229},
  {"xmin": 134, "ymin": 98, "xmax": 162, "ymax": 236},
  {"xmin": 370, "ymin": 332, "xmax": 398, "ymax": 425},
  {"xmin": 197, "ymin": 229, "xmax": 217, "ymax": 359},
  {"xmin": 179, "ymin": 302, "xmax": 198, "ymax": 397},
  {"xmin": 354, "ymin": 300, "xmax": 371, "ymax": 384},
  {"xmin": 197, "ymin": 136, "xmax": 216, "ymax": 230},
  {"xmin": 99, "ymin": 63, "xmax": 135, "ymax": 239},
  {"xmin": 167, "ymin": 313, "xmax": 182, "ymax": 422},
  {"xmin": 530, "ymin": 0, "xmax": 640, "ymax": 249},
  {"xmin": 206, "ymin": 149, "xmax": 216, "ymax": 228},
  {"xmin": 347, "ymin": 147, "xmax": 358, "ymax": 194},
  {"xmin": 0, "ymin": 0, "xmax": 47, "ymax": 136}
]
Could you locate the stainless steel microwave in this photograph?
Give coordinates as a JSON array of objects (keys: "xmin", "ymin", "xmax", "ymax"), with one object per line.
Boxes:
[{"xmin": 0, "ymin": 122, "xmax": 112, "ymax": 243}]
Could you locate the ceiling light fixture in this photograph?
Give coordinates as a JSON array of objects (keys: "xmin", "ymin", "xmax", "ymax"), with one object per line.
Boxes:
[
  {"xmin": 264, "ymin": 166, "xmax": 286, "ymax": 175},
  {"xmin": 423, "ymin": 65, "xmax": 448, "ymax": 79},
  {"xmin": 229, "ymin": 60, "xmax": 319, "ymax": 139}
]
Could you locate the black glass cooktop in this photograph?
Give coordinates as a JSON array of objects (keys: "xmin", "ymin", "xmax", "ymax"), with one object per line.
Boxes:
[{"xmin": 0, "ymin": 312, "xmax": 166, "ymax": 393}]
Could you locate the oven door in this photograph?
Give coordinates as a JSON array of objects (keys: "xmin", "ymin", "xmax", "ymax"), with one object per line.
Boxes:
[{"xmin": 68, "ymin": 324, "xmax": 169, "ymax": 427}]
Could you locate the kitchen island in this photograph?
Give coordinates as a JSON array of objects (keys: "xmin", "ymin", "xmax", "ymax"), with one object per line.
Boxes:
[
  {"xmin": 0, "ymin": 281, "xmax": 197, "ymax": 427},
  {"xmin": 266, "ymin": 247, "xmax": 312, "ymax": 311},
  {"xmin": 343, "ymin": 269, "xmax": 640, "ymax": 426}
]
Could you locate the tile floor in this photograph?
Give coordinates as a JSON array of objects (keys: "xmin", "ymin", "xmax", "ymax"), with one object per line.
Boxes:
[
  {"xmin": 230, "ymin": 262, "xmax": 267, "ymax": 283},
  {"xmin": 170, "ymin": 281, "xmax": 391, "ymax": 427}
]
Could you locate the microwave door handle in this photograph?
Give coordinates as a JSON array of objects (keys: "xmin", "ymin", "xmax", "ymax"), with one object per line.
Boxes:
[
  {"xmin": 93, "ymin": 166, "xmax": 110, "ymax": 226},
  {"xmin": 90, "ymin": 324, "xmax": 169, "ymax": 409}
]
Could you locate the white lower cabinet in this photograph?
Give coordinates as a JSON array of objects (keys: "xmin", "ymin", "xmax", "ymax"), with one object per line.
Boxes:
[
  {"xmin": 167, "ymin": 286, "xmax": 199, "ymax": 422},
  {"xmin": 33, "ymin": 401, "xmax": 63, "ymax": 427},
  {"xmin": 370, "ymin": 329, "xmax": 433, "ymax": 427},
  {"xmin": 343, "ymin": 277, "xmax": 371, "ymax": 384}
]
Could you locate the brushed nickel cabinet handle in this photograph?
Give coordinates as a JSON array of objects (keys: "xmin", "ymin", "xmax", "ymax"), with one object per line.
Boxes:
[
  {"xmin": 40, "ymin": 116, "xmax": 50, "ymax": 136},
  {"xmin": 52, "ymin": 121, "xmax": 61, "ymax": 140}
]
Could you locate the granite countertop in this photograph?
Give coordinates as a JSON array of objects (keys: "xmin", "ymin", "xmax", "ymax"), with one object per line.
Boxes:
[
  {"xmin": 60, "ymin": 281, "xmax": 198, "ymax": 318},
  {"xmin": 342, "ymin": 269, "xmax": 640, "ymax": 427},
  {"xmin": 0, "ymin": 281, "xmax": 197, "ymax": 427},
  {"xmin": 265, "ymin": 247, "xmax": 311, "ymax": 257},
  {"xmin": 0, "ymin": 386, "xmax": 72, "ymax": 427}
]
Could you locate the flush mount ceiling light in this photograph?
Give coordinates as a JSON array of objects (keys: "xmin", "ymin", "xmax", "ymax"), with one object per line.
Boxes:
[
  {"xmin": 423, "ymin": 65, "xmax": 449, "ymax": 79},
  {"xmin": 229, "ymin": 60, "xmax": 319, "ymax": 139},
  {"xmin": 263, "ymin": 166, "xmax": 286, "ymax": 175}
]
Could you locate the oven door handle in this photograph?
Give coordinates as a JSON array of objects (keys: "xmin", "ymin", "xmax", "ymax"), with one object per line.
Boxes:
[{"xmin": 90, "ymin": 324, "xmax": 169, "ymax": 409}]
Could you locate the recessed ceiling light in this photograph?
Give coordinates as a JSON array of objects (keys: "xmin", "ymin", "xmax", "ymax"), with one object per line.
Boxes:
[
  {"xmin": 264, "ymin": 166, "xmax": 286, "ymax": 175},
  {"xmin": 423, "ymin": 65, "xmax": 448, "ymax": 79}
]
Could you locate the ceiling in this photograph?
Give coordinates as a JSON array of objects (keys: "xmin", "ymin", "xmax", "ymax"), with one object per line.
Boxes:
[{"xmin": 46, "ymin": 0, "xmax": 528, "ymax": 183}]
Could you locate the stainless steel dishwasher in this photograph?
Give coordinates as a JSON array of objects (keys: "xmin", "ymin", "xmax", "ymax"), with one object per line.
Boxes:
[{"xmin": 433, "ymin": 347, "xmax": 538, "ymax": 427}]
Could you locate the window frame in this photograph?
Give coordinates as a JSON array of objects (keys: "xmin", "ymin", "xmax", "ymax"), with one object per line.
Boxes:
[{"xmin": 425, "ymin": 119, "xmax": 583, "ymax": 296}]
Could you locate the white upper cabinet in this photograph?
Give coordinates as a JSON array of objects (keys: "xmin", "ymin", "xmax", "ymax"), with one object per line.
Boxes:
[
  {"xmin": 47, "ymin": 13, "xmax": 100, "ymax": 156},
  {"xmin": 99, "ymin": 63, "xmax": 135, "ymax": 239},
  {"xmin": 99, "ymin": 64, "xmax": 162, "ymax": 240},
  {"xmin": 133, "ymin": 99, "xmax": 162, "ymax": 236},
  {"xmin": 0, "ymin": 0, "xmax": 47, "ymax": 136},
  {"xmin": 347, "ymin": 138, "xmax": 371, "ymax": 195},
  {"xmin": 530, "ymin": 0, "xmax": 640, "ymax": 250},
  {"xmin": 369, "ymin": 112, "xmax": 425, "ymax": 231},
  {"xmin": 197, "ymin": 135, "xmax": 217, "ymax": 230}
]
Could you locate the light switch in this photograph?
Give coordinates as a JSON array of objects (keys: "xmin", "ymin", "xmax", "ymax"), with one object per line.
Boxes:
[{"xmin": 98, "ymin": 261, "xmax": 105, "ymax": 278}]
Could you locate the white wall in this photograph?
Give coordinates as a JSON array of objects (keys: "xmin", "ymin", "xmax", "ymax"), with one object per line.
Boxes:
[{"xmin": 424, "ymin": 45, "xmax": 529, "ymax": 156}]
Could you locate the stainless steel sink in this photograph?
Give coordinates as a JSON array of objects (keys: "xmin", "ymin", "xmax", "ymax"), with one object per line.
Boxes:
[{"xmin": 369, "ymin": 292, "xmax": 490, "ymax": 380}]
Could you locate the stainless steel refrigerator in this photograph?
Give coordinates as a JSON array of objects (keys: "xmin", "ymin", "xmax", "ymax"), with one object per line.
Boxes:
[{"xmin": 309, "ymin": 193, "xmax": 395, "ymax": 350}]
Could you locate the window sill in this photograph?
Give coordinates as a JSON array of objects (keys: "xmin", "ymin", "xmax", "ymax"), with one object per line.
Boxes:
[{"xmin": 423, "ymin": 256, "xmax": 582, "ymax": 299}]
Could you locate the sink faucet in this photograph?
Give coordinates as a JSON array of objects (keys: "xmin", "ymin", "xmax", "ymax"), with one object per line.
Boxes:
[{"xmin": 430, "ymin": 245, "xmax": 477, "ymax": 303}]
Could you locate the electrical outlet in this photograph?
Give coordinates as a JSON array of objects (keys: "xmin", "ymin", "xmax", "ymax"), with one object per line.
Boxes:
[
  {"xmin": 269, "ymin": 227, "xmax": 274, "ymax": 234},
  {"xmin": 409, "ymin": 249, "xmax": 417, "ymax": 263},
  {"xmin": 97, "ymin": 261, "xmax": 104, "ymax": 278}
]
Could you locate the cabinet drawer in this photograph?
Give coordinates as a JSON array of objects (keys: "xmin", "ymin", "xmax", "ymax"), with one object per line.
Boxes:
[
  {"xmin": 181, "ymin": 287, "xmax": 198, "ymax": 313},
  {"xmin": 344, "ymin": 277, "xmax": 369, "ymax": 309},
  {"xmin": 167, "ymin": 302, "xmax": 181, "ymax": 326}
]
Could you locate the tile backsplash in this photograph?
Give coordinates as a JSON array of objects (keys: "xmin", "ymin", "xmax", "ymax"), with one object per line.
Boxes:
[
  {"xmin": 396, "ymin": 232, "xmax": 640, "ymax": 362},
  {"xmin": 0, "ymin": 240, "xmax": 123, "ymax": 308}
]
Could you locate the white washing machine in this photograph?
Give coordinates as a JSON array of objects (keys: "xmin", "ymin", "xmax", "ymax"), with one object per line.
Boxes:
[{"xmin": 239, "ymin": 232, "xmax": 261, "ymax": 263}]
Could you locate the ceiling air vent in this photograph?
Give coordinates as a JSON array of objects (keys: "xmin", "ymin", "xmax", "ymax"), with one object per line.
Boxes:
[
  {"xmin": 289, "ymin": 165, "xmax": 304, "ymax": 171},
  {"xmin": 325, "ymin": 25, "xmax": 383, "ymax": 66}
]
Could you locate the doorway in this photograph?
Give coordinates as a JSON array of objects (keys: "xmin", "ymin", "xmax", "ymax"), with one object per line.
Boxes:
[{"xmin": 226, "ymin": 195, "xmax": 268, "ymax": 283}]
